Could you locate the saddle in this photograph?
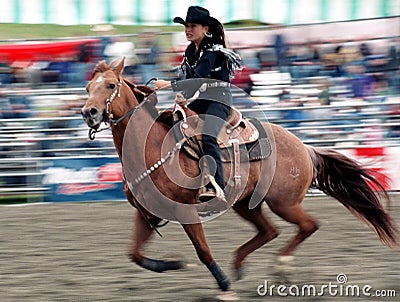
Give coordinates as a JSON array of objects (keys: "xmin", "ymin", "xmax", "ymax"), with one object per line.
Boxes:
[{"xmin": 171, "ymin": 102, "xmax": 271, "ymax": 163}]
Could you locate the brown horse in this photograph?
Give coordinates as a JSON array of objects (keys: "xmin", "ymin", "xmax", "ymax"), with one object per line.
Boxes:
[{"xmin": 81, "ymin": 58, "xmax": 398, "ymax": 297}]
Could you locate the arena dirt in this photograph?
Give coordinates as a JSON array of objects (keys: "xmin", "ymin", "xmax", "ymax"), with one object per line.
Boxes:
[{"xmin": 1, "ymin": 196, "xmax": 399, "ymax": 301}]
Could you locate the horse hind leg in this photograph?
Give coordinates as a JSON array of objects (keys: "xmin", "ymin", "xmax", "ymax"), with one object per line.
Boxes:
[
  {"xmin": 232, "ymin": 199, "xmax": 279, "ymax": 280},
  {"xmin": 268, "ymin": 202, "xmax": 319, "ymax": 260}
]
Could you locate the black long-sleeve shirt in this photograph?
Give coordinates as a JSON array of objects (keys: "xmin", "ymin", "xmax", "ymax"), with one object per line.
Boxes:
[{"xmin": 171, "ymin": 39, "xmax": 232, "ymax": 106}]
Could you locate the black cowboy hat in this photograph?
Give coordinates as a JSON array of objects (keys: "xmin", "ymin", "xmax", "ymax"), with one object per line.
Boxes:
[{"xmin": 173, "ymin": 6, "xmax": 220, "ymax": 26}]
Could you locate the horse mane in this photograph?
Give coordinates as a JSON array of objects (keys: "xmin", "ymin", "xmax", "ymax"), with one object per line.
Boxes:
[
  {"xmin": 123, "ymin": 78, "xmax": 155, "ymax": 103},
  {"xmin": 123, "ymin": 78, "xmax": 151, "ymax": 101},
  {"xmin": 91, "ymin": 60, "xmax": 164, "ymax": 122},
  {"xmin": 123, "ymin": 78, "xmax": 173, "ymax": 126},
  {"xmin": 122, "ymin": 77, "xmax": 165, "ymax": 122}
]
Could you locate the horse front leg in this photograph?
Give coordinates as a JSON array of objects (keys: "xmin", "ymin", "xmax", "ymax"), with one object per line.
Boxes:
[
  {"xmin": 182, "ymin": 223, "xmax": 231, "ymax": 292},
  {"xmin": 129, "ymin": 209, "xmax": 184, "ymax": 272}
]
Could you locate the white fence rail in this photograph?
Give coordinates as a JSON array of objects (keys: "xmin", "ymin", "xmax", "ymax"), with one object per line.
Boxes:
[{"xmin": 2, "ymin": 0, "xmax": 399, "ymax": 25}]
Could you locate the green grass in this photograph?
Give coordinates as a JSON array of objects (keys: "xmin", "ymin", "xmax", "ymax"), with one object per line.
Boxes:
[
  {"xmin": 0, "ymin": 23, "xmax": 182, "ymax": 40},
  {"xmin": 0, "ymin": 194, "xmax": 45, "ymax": 204},
  {"xmin": 0, "ymin": 20, "xmax": 267, "ymax": 40},
  {"xmin": 0, "ymin": 21, "xmax": 265, "ymax": 55}
]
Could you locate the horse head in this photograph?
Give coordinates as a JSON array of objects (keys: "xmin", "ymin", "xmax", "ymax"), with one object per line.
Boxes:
[{"xmin": 81, "ymin": 57, "xmax": 134, "ymax": 130}]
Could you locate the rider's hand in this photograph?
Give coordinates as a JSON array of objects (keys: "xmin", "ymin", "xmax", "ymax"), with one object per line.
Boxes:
[
  {"xmin": 153, "ymin": 80, "xmax": 171, "ymax": 90},
  {"xmin": 174, "ymin": 93, "xmax": 187, "ymax": 106}
]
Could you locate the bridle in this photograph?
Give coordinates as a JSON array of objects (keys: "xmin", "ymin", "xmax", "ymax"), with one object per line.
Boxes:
[
  {"xmin": 88, "ymin": 77, "xmax": 155, "ymax": 140},
  {"xmin": 87, "ymin": 76, "xmax": 170, "ymax": 235},
  {"xmin": 104, "ymin": 78, "xmax": 123, "ymax": 121}
]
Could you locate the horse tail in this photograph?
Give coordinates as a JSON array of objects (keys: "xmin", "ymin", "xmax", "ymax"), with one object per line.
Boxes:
[{"xmin": 307, "ymin": 146, "xmax": 398, "ymax": 247}]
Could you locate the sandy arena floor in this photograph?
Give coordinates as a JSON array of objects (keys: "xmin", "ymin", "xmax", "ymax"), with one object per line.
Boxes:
[{"xmin": 1, "ymin": 196, "xmax": 399, "ymax": 301}]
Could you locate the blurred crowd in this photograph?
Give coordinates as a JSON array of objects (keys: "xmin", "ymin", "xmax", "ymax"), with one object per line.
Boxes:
[
  {"xmin": 0, "ymin": 31, "xmax": 398, "ymax": 96},
  {"xmin": 0, "ymin": 29, "xmax": 168, "ymax": 90},
  {"xmin": 0, "ymin": 29, "xmax": 399, "ymax": 145},
  {"xmin": 0, "ymin": 28, "xmax": 399, "ymax": 190}
]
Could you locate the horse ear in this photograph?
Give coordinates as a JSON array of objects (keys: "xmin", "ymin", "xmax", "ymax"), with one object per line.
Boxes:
[
  {"xmin": 111, "ymin": 57, "xmax": 125, "ymax": 76},
  {"xmin": 92, "ymin": 60, "xmax": 107, "ymax": 78}
]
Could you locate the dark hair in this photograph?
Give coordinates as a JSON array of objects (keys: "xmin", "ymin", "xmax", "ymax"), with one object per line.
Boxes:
[
  {"xmin": 202, "ymin": 21, "xmax": 226, "ymax": 47},
  {"xmin": 334, "ymin": 45, "xmax": 342, "ymax": 53}
]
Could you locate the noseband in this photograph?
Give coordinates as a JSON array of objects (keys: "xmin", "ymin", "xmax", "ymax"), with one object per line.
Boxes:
[{"xmin": 104, "ymin": 78, "xmax": 123, "ymax": 121}]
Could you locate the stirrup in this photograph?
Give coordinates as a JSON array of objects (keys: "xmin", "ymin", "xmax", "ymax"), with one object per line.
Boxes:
[
  {"xmin": 197, "ymin": 189, "xmax": 228, "ymax": 214},
  {"xmin": 198, "ymin": 189, "xmax": 218, "ymax": 203},
  {"xmin": 197, "ymin": 176, "xmax": 227, "ymax": 204}
]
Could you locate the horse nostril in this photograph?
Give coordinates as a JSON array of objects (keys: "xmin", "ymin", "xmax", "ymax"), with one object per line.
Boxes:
[
  {"xmin": 89, "ymin": 107, "xmax": 98, "ymax": 116},
  {"xmin": 81, "ymin": 107, "xmax": 98, "ymax": 119}
]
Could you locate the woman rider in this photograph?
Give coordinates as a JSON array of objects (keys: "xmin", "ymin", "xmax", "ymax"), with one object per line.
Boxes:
[{"xmin": 153, "ymin": 6, "xmax": 241, "ymax": 203}]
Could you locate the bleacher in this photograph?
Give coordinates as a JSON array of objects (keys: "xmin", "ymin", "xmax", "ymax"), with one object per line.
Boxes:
[{"xmin": 1, "ymin": 76, "xmax": 399, "ymax": 202}]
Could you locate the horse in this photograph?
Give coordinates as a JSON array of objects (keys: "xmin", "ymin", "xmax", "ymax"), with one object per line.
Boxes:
[{"xmin": 81, "ymin": 58, "xmax": 398, "ymax": 298}]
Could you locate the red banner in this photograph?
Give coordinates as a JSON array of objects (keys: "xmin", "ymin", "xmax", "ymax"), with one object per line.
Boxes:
[{"xmin": 0, "ymin": 39, "xmax": 100, "ymax": 63}]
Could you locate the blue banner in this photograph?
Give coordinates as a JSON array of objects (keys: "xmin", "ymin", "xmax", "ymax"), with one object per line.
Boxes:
[{"xmin": 42, "ymin": 157, "xmax": 125, "ymax": 202}]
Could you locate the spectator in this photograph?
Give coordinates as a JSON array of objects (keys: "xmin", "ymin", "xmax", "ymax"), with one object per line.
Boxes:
[
  {"xmin": 273, "ymin": 33, "xmax": 288, "ymax": 71},
  {"xmin": 386, "ymin": 104, "xmax": 400, "ymax": 138},
  {"xmin": 288, "ymin": 43, "xmax": 321, "ymax": 79},
  {"xmin": 321, "ymin": 45, "xmax": 346, "ymax": 77},
  {"xmin": 359, "ymin": 43, "xmax": 371, "ymax": 57},
  {"xmin": 0, "ymin": 54, "xmax": 12, "ymax": 85},
  {"xmin": 385, "ymin": 45, "xmax": 400, "ymax": 94},
  {"xmin": 135, "ymin": 29, "xmax": 161, "ymax": 84},
  {"xmin": 103, "ymin": 36, "xmax": 137, "ymax": 75},
  {"xmin": 346, "ymin": 63, "xmax": 374, "ymax": 99}
]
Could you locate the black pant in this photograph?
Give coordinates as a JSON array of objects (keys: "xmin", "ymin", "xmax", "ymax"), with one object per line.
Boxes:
[{"xmin": 188, "ymin": 99, "xmax": 230, "ymax": 190}]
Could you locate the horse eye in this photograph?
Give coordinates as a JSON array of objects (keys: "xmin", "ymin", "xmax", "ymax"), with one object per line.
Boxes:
[{"xmin": 109, "ymin": 83, "xmax": 116, "ymax": 89}]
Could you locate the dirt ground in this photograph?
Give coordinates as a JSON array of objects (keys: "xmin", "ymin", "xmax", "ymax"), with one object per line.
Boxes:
[{"xmin": 1, "ymin": 195, "xmax": 399, "ymax": 301}]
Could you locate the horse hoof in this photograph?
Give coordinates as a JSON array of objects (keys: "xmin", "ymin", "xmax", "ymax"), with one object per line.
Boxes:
[
  {"xmin": 216, "ymin": 290, "xmax": 240, "ymax": 301},
  {"xmin": 179, "ymin": 260, "xmax": 186, "ymax": 269},
  {"xmin": 165, "ymin": 259, "xmax": 186, "ymax": 270},
  {"xmin": 164, "ymin": 254, "xmax": 186, "ymax": 270},
  {"xmin": 233, "ymin": 266, "xmax": 245, "ymax": 281},
  {"xmin": 276, "ymin": 255, "xmax": 294, "ymax": 264},
  {"xmin": 274, "ymin": 255, "xmax": 294, "ymax": 273}
]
